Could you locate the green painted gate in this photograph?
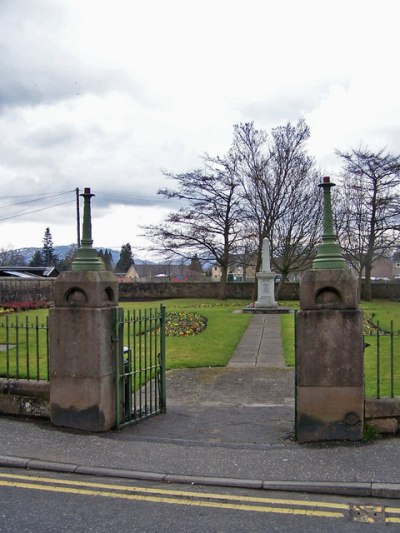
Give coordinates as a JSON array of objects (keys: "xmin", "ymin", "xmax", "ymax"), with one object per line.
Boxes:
[{"xmin": 114, "ymin": 305, "xmax": 166, "ymax": 428}]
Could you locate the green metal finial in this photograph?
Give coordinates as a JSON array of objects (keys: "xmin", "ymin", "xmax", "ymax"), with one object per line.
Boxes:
[
  {"xmin": 72, "ymin": 187, "xmax": 105, "ymax": 271},
  {"xmin": 312, "ymin": 176, "xmax": 346, "ymax": 270}
]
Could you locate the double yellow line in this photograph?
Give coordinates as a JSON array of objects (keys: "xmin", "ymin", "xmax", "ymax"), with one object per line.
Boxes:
[{"xmin": 0, "ymin": 472, "xmax": 399, "ymax": 523}]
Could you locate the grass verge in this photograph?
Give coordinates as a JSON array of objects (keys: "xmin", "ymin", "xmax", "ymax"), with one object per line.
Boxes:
[
  {"xmin": 2, "ymin": 298, "xmax": 399, "ymax": 399},
  {"xmin": 0, "ymin": 299, "xmax": 252, "ymax": 377},
  {"xmin": 279, "ymin": 299, "xmax": 400, "ymax": 398},
  {"xmin": 121, "ymin": 299, "xmax": 251, "ymax": 369}
]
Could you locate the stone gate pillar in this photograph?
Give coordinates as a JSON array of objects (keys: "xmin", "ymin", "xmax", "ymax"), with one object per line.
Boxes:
[
  {"xmin": 296, "ymin": 177, "xmax": 364, "ymax": 442},
  {"xmin": 49, "ymin": 188, "xmax": 119, "ymax": 431}
]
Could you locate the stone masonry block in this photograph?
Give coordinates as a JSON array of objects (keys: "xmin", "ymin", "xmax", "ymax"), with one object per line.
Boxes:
[
  {"xmin": 297, "ymin": 386, "xmax": 364, "ymax": 442},
  {"xmin": 296, "ymin": 309, "xmax": 364, "ymax": 387},
  {"xmin": 300, "ymin": 269, "xmax": 359, "ymax": 310},
  {"xmin": 49, "ymin": 307, "xmax": 116, "ymax": 378},
  {"xmin": 53, "ymin": 270, "xmax": 118, "ymax": 308},
  {"xmin": 50, "ymin": 375, "xmax": 115, "ymax": 431},
  {"xmin": 365, "ymin": 398, "xmax": 400, "ymax": 419},
  {"xmin": 368, "ymin": 418, "xmax": 399, "ymax": 434}
]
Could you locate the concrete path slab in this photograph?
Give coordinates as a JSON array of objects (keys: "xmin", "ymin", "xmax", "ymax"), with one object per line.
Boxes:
[{"xmin": 228, "ymin": 314, "xmax": 287, "ymax": 368}]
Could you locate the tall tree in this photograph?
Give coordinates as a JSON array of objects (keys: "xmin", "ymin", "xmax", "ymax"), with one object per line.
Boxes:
[
  {"xmin": 143, "ymin": 154, "xmax": 244, "ymax": 298},
  {"xmin": 115, "ymin": 243, "xmax": 134, "ymax": 273},
  {"xmin": 230, "ymin": 234, "xmax": 258, "ymax": 282},
  {"xmin": 97, "ymin": 249, "xmax": 113, "ymax": 271},
  {"xmin": 41, "ymin": 227, "xmax": 59, "ymax": 266},
  {"xmin": 29, "ymin": 250, "xmax": 44, "ymax": 267},
  {"xmin": 336, "ymin": 147, "xmax": 400, "ymax": 300},
  {"xmin": 234, "ymin": 119, "xmax": 321, "ymax": 293},
  {"xmin": 232, "ymin": 122, "xmax": 270, "ymax": 272},
  {"xmin": 104, "ymin": 249, "xmax": 114, "ymax": 271},
  {"xmin": 270, "ymin": 174, "xmax": 322, "ymax": 297}
]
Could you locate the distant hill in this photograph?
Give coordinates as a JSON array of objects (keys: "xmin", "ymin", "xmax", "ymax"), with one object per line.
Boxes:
[{"xmin": 13, "ymin": 246, "xmax": 152, "ymax": 266}]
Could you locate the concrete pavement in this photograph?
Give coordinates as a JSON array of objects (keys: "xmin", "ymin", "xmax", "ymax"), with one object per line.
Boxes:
[
  {"xmin": 228, "ymin": 314, "xmax": 286, "ymax": 368},
  {"xmin": 1, "ymin": 311, "xmax": 400, "ymax": 499}
]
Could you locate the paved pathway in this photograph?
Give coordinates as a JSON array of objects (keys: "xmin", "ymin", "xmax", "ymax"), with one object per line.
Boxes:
[
  {"xmin": 143, "ymin": 311, "xmax": 295, "ymax": 446},
  {"xmin": 228, "ymin": 313, "xmax": 286, "ymax": 368}
]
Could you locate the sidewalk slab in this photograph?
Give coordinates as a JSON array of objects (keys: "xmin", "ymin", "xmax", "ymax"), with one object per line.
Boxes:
[{"xmin": 228, "ymin": 314, "xmax": 286, "ymax": 368}]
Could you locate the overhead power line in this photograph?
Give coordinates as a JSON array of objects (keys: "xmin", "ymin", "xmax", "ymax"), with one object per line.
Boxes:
[
  {"xmin": 96, "ymin": 191, "xmax": 167, "ymax": 203},
  {"xmin": 0, "ymin": 199, "xmax": 75, "ymax": 222},
  {"xmin": 0, "ymin": 190, "xmax": 75, "ymax": 209},
  {"xmin": 0, "ymin": 187, "xmax": 170, "ymax": 225}
]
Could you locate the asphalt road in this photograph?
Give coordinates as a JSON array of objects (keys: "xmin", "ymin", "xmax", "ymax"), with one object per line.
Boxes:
[{"xmin": 1, "ymin": 468, "xmax": 400, "ymax": 532}]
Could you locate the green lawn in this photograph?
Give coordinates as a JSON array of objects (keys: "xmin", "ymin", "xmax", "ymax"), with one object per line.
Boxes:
[
  {"xmin": 1, "ymin": 298, "xmax": 399, "ymax": 398},
  {"xmin": 361, "ymin": 300, "xmax": 400, "ymax": 331},
  {"xmin": 121, "ymin": 299, "xmax": 251, "ymax": 369},
  {"xmin": 279, "ymin": 299, "xmax": 400, "ymax": 398},
  {"xmin": 0, "ymin": 299, "xmax": 252, "ymax": 378},
  {"xmin": 362, "ymin": 300, "xmax": 400, "ymax": 398},
  {"xmin": 0, "ymin": 310, "xmax": 49, "ymax": 379}
]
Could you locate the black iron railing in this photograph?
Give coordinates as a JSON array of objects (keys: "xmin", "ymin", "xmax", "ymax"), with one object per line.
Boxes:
[
  {"xmin": 364, "ymin": 321, "xmax": 400, "ymax": 399},
  {"xmin": 0, "ymin": 314, "xmax": 49, "ymax": 381}
]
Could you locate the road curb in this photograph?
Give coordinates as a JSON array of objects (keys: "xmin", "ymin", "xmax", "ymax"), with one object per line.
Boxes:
[{"xmin": 1, "ymin": 454, "xmax": 400, "ymax": 499}]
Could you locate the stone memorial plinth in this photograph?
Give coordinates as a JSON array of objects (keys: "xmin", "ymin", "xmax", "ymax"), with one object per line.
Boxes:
[
  {"xmin": 244, "ymin": 239, "xmax": 289, "ymax": 314},
  {"xmin": 255, "ymin": 239, "xmax": 277, "ymax": 309}
]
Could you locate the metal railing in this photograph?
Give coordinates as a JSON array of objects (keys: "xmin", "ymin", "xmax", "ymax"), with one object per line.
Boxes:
[
  {"xmin": 364, "ymin": 321, "xmax": 400, "ymax": 399},
  {"xmin": 115, "ymin": 305, "xmax": 166, "ymax": 428},
  {"xmin": 0, "ymin": 314, "xmax": 49, "ymax": 381}
]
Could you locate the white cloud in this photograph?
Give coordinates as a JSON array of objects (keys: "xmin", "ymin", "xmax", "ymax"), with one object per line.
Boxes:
[{"xmin": 1, "ymin": 0, "xmax": 400, "ymax": 257}]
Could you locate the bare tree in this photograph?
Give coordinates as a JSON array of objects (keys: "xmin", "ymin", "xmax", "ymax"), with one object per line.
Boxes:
[
  {"xmin": 232, "ymin": 122, "xmax": 271, "ymax": 273},
  {"xmin": 143, "ymin": 154, "xmax": 244, "ymax": 298},
  {"xmin": 336, "ymin": 147, "xmax": 400, "ymax": 300},
  {"xmin": 230, "ymin": 233, "xmax": 258, "ymax": 282},
  {"xmin": 58, "ymin": 244, "xmax": 78, "ymax": 271},
  {"xmin": 271, "ymin": 175, "xmax": 322, "ymax": 297},
  {"xmin": 0, "ymin": 248, "xmax": 26, "ymax": 266},
  {"xmin": 234, "ymin": 120, "xmax": 321, "ymax": 294}
]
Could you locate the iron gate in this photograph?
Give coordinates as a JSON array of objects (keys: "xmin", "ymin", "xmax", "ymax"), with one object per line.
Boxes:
[{"xmin": 114, "ymin": 305, "xmax": 166, "ymax": 428}]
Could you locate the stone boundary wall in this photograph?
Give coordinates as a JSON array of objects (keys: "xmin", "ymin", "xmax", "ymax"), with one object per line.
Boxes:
[
  {"xmin": 1, "ymin": 277, "xmax": 400, "ymax": 304},
  {"xmin": 369, "ymin": 282, "xmax": 400, "ymax": 299},
  {"xmin": 365, "ymin": 398, "xmax": 400, "ymax": 435},
  {"xmin": 0, "ymin": 278, "xmax": 55, "ymax": 303},
  {"xmin": 0, "ymin": 379, "xmax": 49, "ymax": 418},
  {"xmin": 118, "ymin": 281, "xmax": 300, "ymax": 301}
]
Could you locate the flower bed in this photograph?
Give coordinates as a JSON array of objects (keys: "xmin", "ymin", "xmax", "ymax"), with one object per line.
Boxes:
[
  {"xmin": 165, "ymin": 311, "xmax": 208, "ymax": 336},
  {"xmin": 0, "ymin": 300, "xmax": 51, "ymax": 314},
  {"xmin": 0, "ymin": 307, "xmax": 15, "ymax": 315}
]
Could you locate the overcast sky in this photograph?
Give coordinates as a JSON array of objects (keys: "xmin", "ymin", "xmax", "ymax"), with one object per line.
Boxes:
[{"xmin": 1, "ymin": 0, "xmax": 399, "ymax": 258}]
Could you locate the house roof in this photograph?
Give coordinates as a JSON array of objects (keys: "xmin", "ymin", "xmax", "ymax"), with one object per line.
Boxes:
[
  {"xmin": 134, "ymin": 264, "xmax": 191, "ymax": 278},
  {"xmin": 0, "ymin": 266, "xmax": 59, "ymax": 278}
]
